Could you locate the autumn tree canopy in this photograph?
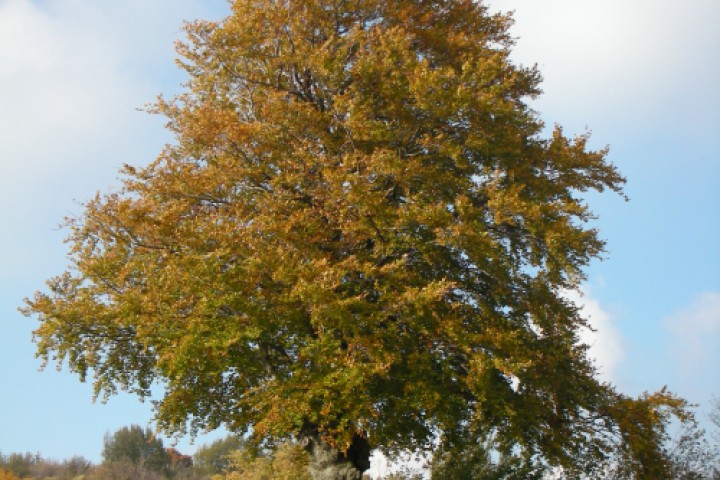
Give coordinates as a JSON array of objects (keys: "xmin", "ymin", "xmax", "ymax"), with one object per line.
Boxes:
[{"xmin": 24, "ymin": 1, "xmax": 688, "ymax": 478}]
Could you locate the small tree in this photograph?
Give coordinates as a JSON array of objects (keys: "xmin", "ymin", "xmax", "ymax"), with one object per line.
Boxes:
[
  {"xmin": 24, "ymin": 0, "xmax": 690, "ymax": 478},
  {"xmin": 711, "ymin": 397, "xmax": 720, "ymax": 437},
  {"xmin": 194, "ymin": 435, "xmax": 245, "ymax": 476},
  {"xmin": 666, "ymin": 419, "xmax": 719, "ymax": 480},
  {"xmin": 62, "ymin": 455, "xmax": 93, "ymax": 478},
  {"xmin": 102, "ymin": 425, "xmax": 171, "ymax": 475}
]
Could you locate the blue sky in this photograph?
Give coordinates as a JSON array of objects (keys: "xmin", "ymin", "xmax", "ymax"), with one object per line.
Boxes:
[{"xmin": 1, "ymin": 0, "xmax": 718, "ymax": 468}]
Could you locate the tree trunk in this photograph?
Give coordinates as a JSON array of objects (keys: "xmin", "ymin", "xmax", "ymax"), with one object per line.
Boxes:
[{"xmin": 300, "ymin": 430, "xmax": 371, "ymax": 480}]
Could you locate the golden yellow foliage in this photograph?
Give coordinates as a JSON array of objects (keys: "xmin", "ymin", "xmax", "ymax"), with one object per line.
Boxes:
[
  {"xmin": 217, "ymin": 443, "xmax": 310, "ymax": 480},
  {"xmin": 0, "ymin": 470, "xmax": 20, "ymax": 480}
]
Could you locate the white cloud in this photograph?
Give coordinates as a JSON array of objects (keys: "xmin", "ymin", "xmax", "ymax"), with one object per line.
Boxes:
[
  {"xmin": 0, "ymin": 0, "xmax": 179, "ymax": 173},
  {"xmin": 664, "ymin": 292, "xmax": 720, "ymax": 377},
  {"xmin": 486, "ymin": 0, "xmax": 720, "ymax": 134},
  {"xmin": 0, "ymin": 0, "xmax": 229, "ymax": 277},
  {"xmin": 0, "ymin": 0, "xmax": 228, "ymax": 179},
  {"xmin": 565, "ymin": 288, "xmax": 625, "ymax": 382}
]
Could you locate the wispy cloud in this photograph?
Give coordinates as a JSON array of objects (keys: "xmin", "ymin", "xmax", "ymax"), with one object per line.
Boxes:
[
  {"xmin": 665, "ymin": 292, "xmax": 720, "ymax": 379},
  {"xmin": 565, "ymin": 288, "xmax": 625, "ymax": 383}
]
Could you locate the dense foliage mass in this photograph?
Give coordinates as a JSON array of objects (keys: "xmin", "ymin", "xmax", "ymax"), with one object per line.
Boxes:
[{"xmin": 23, "ymin": 0, "xmax": 697, "ymax": 478}]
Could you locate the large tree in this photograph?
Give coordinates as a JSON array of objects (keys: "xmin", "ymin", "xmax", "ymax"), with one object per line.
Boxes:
[{"xmin": 24, "ymin": 1, "xmax": 687, "ymax": 478}]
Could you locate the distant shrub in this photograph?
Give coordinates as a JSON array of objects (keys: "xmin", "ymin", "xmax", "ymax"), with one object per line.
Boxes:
[{"xmin": 0, "ymin": 469, "xmax": 20, "ymax": 480}]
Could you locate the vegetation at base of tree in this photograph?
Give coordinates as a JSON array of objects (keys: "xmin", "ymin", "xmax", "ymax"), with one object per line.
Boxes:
[
  {"xmin": 0, "ymin": 425, "xmax": 193, "ymax": 480},
  {"xmin": 193, "ymin": 436, "xmax": 245, "ymax": 476},
  {"xmin": 211, "ymin": 442, "xmax": 311, "ymax": 480},
  {"xmin": 1, "ymin": 418, "xmax": 720, "ymax": 479},
  {"xmin": 17, "ymin": 0, "xmax": 714, "ymax": 477}
]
